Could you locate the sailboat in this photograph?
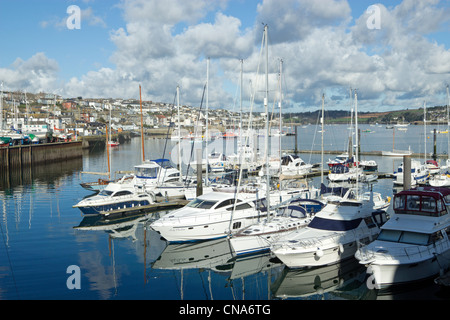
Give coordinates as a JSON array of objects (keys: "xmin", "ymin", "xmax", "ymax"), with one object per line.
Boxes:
[{"xmin": 381, "ymin": 126, "xmax": 412, "ymax": 157}]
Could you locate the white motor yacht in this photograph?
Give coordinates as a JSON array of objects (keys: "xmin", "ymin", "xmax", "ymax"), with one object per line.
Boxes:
[
  {"xmin": 393, "ymin": 160, "xmax": 429, "ymax": 186},
  {"xmin": 271, "ymin": 188, "xmax": 390, "ymax": 268},
  {"xmin": 73, "ymin": 180, "xmax": 156, "ymax": 215},
  {"xmin": 355, "ymin": 187, "xmax": 450, "ymax": 288},
  {"xmin": 327, "ymin": 164, "xmax": 364, "ymax": 182},
  {"xmin": 150, "ymin": 191, "xmax": 272, "ymax": 243}
]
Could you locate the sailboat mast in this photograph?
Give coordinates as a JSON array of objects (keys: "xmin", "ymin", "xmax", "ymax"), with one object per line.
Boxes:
[
  {"xmin": 424, "ymin": 101, "xmax": 427, "ymax": 160},
  {"xmin": 139, "ymin": 85, "xmax": 145, "ymax": 162},
  {"xmin": 354, "ymin": 90, "xmax": 359, "ymax": 192},
  {"xmin": 321, "ymin": 94, "xmax": 324, "ymax": 184},
  {"xmin": 177, "ymin": 86, "xmax": 182, "ymax": 181},
  {"xmin": 447, "ymin": 85, "xmax": 450, "ymax": 160},
  {"xmin": 0, "ymin": 82, "xmax": 3, "ymax": 131},
  {"xmin": 205, "ymin": 58, "xmax": 209, "ymax": 185},
  {"xmin": 264, "ymin": 24, "xmax": 270, "ymax": 210},
  {"xmin": 279, "ymin": 59, "xmax": 283, "ymax": 179},
  {"xmin": 106, "ymin": 123, "xmax": 110, "ymax": 180}
]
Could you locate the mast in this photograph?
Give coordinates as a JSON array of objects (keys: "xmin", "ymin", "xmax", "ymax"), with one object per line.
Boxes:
[
  {"xmin": 139, "ymin": 85, "xmax": 145, "ymax": 162},
  {"xmin": 177, "ymin": 85, "xmax": 182, "ymax": 181},
  {"xmin": 278, "ymin": 59, "xmax": 283, "ymax": 180},
  {"xmin": 264, "ymin": 24, "xmax": 270, "ymax": 210},
  {"xmin": 447, "ymin": 85, "xmax": 450, "ymax": 160},
  {"xmin": 354, "ymin": 90, "xmax": 359, "ymax": 193},
  {"xmin": 321, "ymin": 93, "xmax": 324, "ymax": 184},
  {"xmin": 0, "ymin": 82, "xmax": 3, "ymax": 131},
  {"xmin": 424, "ymin": 101, "xmax": 427, "ymax": 160},
  {"xmin": 240, "ymin": 59, "xmax": 243, "ymax": 159},
  {"xmin": 106, "ymin": 123, "xmax": 111, "ymax": 180},
  {"xmin": 205, "ymin": 57, "xmax": 209, "ymax": 185},
  {"xmin": 109, "ymin": 104, "xmax": 112, "ymax": 178}
]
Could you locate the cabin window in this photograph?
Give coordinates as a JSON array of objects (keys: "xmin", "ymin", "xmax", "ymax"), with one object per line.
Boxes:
[
  {"xmin": 99, "ymin": 190, "xmax": 113, "ymax": 196},
  {"xmin": 376, "ymin": 229, "xmax": 401, "ymax": 242},
  {"xmin": 400, "ymin": 231, "xmax": 430, "ymax": 245},
  {"xmin": 136, "ymin": 167, "xmax": 158, "ymax": 178},
  {"xmin": 406, "ymin": 195, "xmax": 421, "ymax": 211},
  {"xmin": 364, "ymin": 217, "xmax": 376, "ymax": 228},
  {"xmin": 186, "ymin": 199, "xmax": 217, "ymax": 209},
  {"xmin": 227, "ymin": 202, "xmax": 252, "ymax": 211},
  {"xmin": 394, "ymin": 195, "xmax": 406, "ymax": 210},
  {"xmin": 113, "ymin": 191, "xmax": 133, "ymax": 197},
  {"xmin": 215, "ymin": 199, "xmax": 237, "ymax": 209},
  {"xmin": 308, "ymin": 217, "xmax": 362, "ymax": 231},
  {"xmin": 378, "ymin": 229, "xmax": 430, "ymax": 245}
]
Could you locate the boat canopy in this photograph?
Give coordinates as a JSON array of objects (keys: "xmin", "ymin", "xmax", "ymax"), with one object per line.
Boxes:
[
  {"xmin": 330, "ymin": 164, "xmax": 350, "ymax": 174},
  {"xmin": 393, "ymin": 187, "xmax": 450, "ymax": 217}
]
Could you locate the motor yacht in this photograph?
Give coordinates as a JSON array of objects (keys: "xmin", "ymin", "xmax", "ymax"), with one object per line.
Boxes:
[
  {"xmin": 327, "ymin": 164, "xmax": 364, "ymax": 182},
  {"xmin": 271, "ymin": 188, "xmax": 390, "ymax": 268},
  {"xmin": 73, "ymin": 180, "xmax": 156, "ymax": 215},
  {"xmin": 355, "ymin": 187, "xmax": 450, "ymax": 288},
  {"xmin": 393, "ymin": 160, "xmax": 429, "ymax": 186},
  {"xmin": 150, "ymin": 191, "xmax": 272, "ymax": 243}
]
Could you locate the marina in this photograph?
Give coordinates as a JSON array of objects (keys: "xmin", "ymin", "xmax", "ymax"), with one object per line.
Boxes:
[{"xmin": 1, "ymin": 123, "xmax": 450, "ymax": 300}]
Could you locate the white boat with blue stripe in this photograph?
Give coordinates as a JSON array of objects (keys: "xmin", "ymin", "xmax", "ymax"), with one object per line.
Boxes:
[{"xmin": 73, "ymin": 179, "xmax": 156, "ymax": 215}]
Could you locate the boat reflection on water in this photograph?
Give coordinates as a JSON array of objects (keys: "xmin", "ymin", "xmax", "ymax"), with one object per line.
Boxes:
[
  {"xmin": 271, "ymin": 258, "xmax": 376, "ymax": 300},
  {"xmin": 152, "ymin": 237, "xmax": 285, "ymax": 299},
  {"xmin": 152, "ymin": 238, "xmax": 235, "ymax": 271}
]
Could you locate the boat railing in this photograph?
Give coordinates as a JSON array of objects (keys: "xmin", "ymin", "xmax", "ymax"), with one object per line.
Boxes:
[{"xmin": 358, "ymin": 240, "xmax": 450, "ymax": 262}]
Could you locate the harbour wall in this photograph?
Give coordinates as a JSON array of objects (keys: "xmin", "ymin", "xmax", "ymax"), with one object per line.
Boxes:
[{"xmin": 0, "ymin": 141, "xmax": 83, "ymax": 170}]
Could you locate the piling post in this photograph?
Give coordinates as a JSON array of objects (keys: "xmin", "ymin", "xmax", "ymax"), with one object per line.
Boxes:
[
  {"xmin": 433, "ymin": 129, "xmax": 437, "ymax": 161},
  {"xmin": 403, "ymin": 155, "xmax": 411, "ymax": 190},
  {"xmin": 294, "ymin": 125, "xmax": 298, "ymax": 154}
]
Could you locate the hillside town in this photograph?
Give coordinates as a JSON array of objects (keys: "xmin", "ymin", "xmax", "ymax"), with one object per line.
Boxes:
[{"xmin": 0, "ymin": 90, "xmax": 273, "ymax": 142}]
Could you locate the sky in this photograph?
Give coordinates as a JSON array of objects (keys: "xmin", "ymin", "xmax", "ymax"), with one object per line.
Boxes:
[{"xmin": 0, "ymin": 0, "xmax": 449, "ymax": 113}]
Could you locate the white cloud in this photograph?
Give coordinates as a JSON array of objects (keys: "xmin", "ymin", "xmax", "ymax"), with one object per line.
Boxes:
[
  {"xmin": 4, "ymin": 0, "xmax": 449, "ymax": 112},
  {"xmin": 0, "ymin": 53, "xmax": 60, "ymax": 93}
]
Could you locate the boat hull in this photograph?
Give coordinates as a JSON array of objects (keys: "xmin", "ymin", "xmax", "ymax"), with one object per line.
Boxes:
[
  {"xmin": 364, "ymin": 253, "xmax": 450, "ymax": 288},
  {"xmin": 77, "ymin": 199, "xmax": 152, "ymax": 215},
  {"xmin": 273, "ymin": 239, "xmax": 359, "ymax": 268}
]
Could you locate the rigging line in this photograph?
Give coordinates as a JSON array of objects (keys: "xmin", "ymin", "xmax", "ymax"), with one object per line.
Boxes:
[
  {"xmin": 184, "ymin": 84, "xmax": 207, "ymax": 186},
  {"xmin": 0, "ymin": 221, "xmax": 20, "ymax": 299}
]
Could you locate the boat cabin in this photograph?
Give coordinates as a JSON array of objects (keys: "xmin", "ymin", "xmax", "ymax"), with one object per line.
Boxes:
[
  {"xmin": 134, "ymin": 159, "xmax": 180, "ymax": 181},
  {"xmin": 393, "ymin": 187, "xmax": 450, "ymax": 217}
]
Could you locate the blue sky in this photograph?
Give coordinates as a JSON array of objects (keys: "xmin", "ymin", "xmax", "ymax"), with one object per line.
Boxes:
[{"xmin": 0, "ymin": 0, "xmax": 449, "ymax": 112}]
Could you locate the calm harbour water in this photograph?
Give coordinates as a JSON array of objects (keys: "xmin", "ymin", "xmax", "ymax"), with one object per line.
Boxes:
[{"xmin": 1, "ymin": 124, "xmax": 450, "ymax": 300}]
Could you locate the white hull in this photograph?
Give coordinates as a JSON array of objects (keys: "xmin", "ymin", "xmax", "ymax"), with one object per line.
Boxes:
[
  {"xmin": 382, "ymin": 150, "xmax": 412, "ymax": 157},
  {"xmin": 273, "ymin": 235, "xmax": 361, "ymax": 268},
  {"xmin": 151, "ymin": 210, "xmax": 266, "ymax": 242},
  {"xmin": 361, "ymin": 248, "xmax": 450, "ymax": 288},
  {"xmin": 429, "ymin": 175, "xmax": 450, "ymax": 187}
]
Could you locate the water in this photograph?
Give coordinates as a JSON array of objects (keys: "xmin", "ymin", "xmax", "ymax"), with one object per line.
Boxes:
[{"xmin": 1, "ymin": 124, "xmax": 449, "ymax": 301}]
